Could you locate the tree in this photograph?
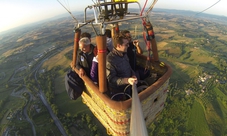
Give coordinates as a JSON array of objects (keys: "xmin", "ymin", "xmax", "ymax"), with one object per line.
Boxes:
[
  {"xmin": 85, "ymin": 114, "xmax": 91, "ymax": 124},
  {"xmin": 5, "ymin": 84, "xmax": 9, "ymax": 88},
  {"xmin": 66, "ymin": 112, "xmax": 71, "ymax": 117},
  {"xmin": 92, "ymin": 124, "xmax": 98, "ymax": 132}
]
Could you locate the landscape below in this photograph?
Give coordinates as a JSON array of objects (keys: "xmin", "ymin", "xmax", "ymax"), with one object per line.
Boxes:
[{"xmin": 0, "ymin": 9, "xmax": 227, "ymax": 136}]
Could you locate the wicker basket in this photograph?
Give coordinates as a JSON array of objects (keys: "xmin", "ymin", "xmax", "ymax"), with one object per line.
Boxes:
[{"xmin": 80, "ymin": 61, "xmax": 172, "ymax": 136}]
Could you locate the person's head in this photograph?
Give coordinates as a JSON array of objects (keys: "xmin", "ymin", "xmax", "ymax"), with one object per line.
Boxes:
[
  {"xmin": 121, "ymin": 30, "xmax": 132, "ymax": 42},
  {"xmin": 105, "ymin": 29, "xmax": 111, "ymax": 38},
  {"xmin": 81, "ymin": 32, "xmax": 91, "ymax": 41},
  {"xmin": 79, "ymin": 37, "xmax": 91, "ymax": 53},
  {"xmin": 113, "ymin": 34, "xmax": 129, "ymax": 52}
]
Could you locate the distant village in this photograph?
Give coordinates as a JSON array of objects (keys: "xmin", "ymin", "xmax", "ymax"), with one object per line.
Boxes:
[
  {"xmin": 0, "ymin": 45, "xmax": 56, "ymax": 83},
  {"xmin": 28, "ymin": 45, "xmax": 56, "ymax": 67},
  {"xmin": 185, "ymin": 73, "xmax": 226, "ymax": 95}
]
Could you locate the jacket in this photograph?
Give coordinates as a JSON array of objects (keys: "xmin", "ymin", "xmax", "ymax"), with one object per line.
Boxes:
[
  {"xmin": 127, "ymin": 42, "xmax": 137, "ymax": 71},
  {"xmin": 76, "ymin": 44, "xmax": 96, "ymax": 78},
  {"xmin": 106, "ymin": 48, "xmax": 135, "ymax": 91},
  {"xmin": 90, "ymin": 56, "xmax": 98, "ymax": 84}
]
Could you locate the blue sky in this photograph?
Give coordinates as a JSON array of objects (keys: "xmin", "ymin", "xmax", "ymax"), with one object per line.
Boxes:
[{"xmin": 0, "ymin": 0, "xmax": 226, "ymax": 33}]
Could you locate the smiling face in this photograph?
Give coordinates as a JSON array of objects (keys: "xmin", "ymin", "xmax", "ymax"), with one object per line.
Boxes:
[
  {"xmin": 79, "ymin": 37, "xmax": 91, "ymax": 53},
  {"xmin": 79, "ymin": 43, "xmax": 91, "ymax": 53},
  {"xmin": 114, "ymin": 34, "xmax": 129, "ymax": 52}
]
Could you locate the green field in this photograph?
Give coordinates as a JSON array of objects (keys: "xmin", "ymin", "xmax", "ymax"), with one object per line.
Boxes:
[
  {"xmin": 187, "ymin": 99, "xmax": 211, "ymax": 136},
  {"xmin": 55, "ymin": 94, "xmax": 90, "ymax": 114},
  {"xmin": 1, "ymin": 10, "xmax": 227, "ymax": 135}
]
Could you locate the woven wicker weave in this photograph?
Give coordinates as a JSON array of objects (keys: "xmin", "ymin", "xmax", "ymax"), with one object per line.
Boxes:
[{"xmin": 79, "ymin": 59, "xmax": 172, "ymax": 136}]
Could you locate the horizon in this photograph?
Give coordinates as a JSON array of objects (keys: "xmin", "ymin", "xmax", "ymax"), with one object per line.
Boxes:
[{"xmin": 0, "ymin": 0, "xmax": 226, "ymax": 34}]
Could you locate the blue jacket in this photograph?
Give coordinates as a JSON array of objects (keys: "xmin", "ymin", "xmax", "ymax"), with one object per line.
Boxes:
[{"xmin": 106, "ymin": 48, "xmax": 135, "ymax": 91}]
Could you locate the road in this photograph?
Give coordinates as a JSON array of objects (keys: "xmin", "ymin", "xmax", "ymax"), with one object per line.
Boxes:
[
  {"xmin": 24, "ymin": 92, "xmax": 36, "ymax": 136},
  {"xmin": 34, "ymin": 55, "xmax": 67, "ymax": 136},
  {"xmin": 4, "ymin": 88, "xmax": 36, "ymax": 136},
  {"xmin": 2, "ymin": 127, "xmax": 9, "ymax": 136},
  {"xmin": 5, "ymin": 50, "xmax": 67, "ymax": 136}
]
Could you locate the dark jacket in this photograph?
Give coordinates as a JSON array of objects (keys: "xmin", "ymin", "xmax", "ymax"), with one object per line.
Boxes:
[
  {"xmin": 127, "ymin": 42, "xmax": 137, "ymax": 71},
  {"xmin": 106, "ymin": 48, "xmax": 135, "ymax": 91},
  {"xmin": 76, "ymin": 44, "xmax": 96, "ymax": 78}
]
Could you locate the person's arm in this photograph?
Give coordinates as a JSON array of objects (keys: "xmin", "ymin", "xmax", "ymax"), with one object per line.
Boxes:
[
  {"xmin": 76, "ymin": 52, "xmax": 86, "ymax": 77},
  {"xmin": 111, "ymin": 27, "xmax": 116, "ymax": 39},
  {"xmin": 76, "ymin": 52, "xmax": 82, "ymax": 70},
  {"xmin": 106, "ymin": 60, "xmax": 138, "ymax": 87},
  {"xmin": 133, "ymin": 40, "xmax": 143, "ymax": 54}
]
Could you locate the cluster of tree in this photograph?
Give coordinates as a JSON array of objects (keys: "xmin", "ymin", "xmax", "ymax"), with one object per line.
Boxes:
[
  {"xmin": 148, "ymin": 86, "xmax": 194, "ymax": 135},
  {"xmin": 7, "ymin": 119, "xmax": 32, "ymax": 136},
  {"xmin": 0, "ymin": 97, "xmax": 9, "ymax": 121},
  {"xmin": 59, "ymin": 112, "xmax": 102, "ymax": 136},
  {"xmin": 0, "ymin": 97, "xmax": 8, "ymax": 110},
  {"xmin": 148, "ymin": 68, "xmax": 227, "ymax": 135},
  {"xmin": 38, "ymin": 66, "xmax": 61, "ymax": 104},
  {"xmin": 34, "ymin": 63, "xmax": 105, "ymax": 135},
  {"xmin": 24, "ymin": 77, "xmax": 38, "ymax": 92}
]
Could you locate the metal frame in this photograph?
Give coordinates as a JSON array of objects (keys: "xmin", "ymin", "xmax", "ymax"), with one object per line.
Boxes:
[{"xmin": 77, "ymin": 1, "xmax": 146, "ymax": 34}]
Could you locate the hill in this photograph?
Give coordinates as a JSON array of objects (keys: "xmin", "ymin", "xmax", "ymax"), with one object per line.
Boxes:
[{"xmin": 0, "ymin": 9, "xmax": 227, "ymax": 135}]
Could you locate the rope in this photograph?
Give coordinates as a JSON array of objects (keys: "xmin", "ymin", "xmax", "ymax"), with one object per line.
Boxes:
[
  {"xmin": 138, "ymin": 0, "xmax": 159, "ymax": 70},
  {"xmin": 56, "ymin": 0, "xmax": 78, "ymax": 26},
  {"xmin": 91, "ymin": 22, "xmax": 98, "ymax": 36},
  {"xmin": 194, "ymin": 0, "xmax": 221, "ymax": 16},
  {"xmin": 140, "ymin": 0, "xmax": 148, "ymax": 24},
  {"xmin": 145, "ymin": 0, "xmax": 158, "ymax": 15},
  {"xmin": 132, "ymin": 25, "xmax": 138, "ymax": 40}
]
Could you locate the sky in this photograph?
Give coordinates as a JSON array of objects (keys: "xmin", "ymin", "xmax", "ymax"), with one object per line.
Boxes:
[{"xmin": 0, "ymin": 0, "xmax": 226, "ymax": 33}]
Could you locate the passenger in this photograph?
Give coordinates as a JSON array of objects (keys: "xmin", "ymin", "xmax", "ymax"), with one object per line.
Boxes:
[
  {"xmin": 80, "ymin": 32, "xmax": 97, "ymax": 56},
  {"xmin": 106, "ymin": 34, "xmax": 138, "ymax": 94},
  {"xmin": 80, "ymin": 32, "xmax": 98, "ymax": 83},
  {"xmin": 121, "ymin": 30, "xmax": 143, "ymax": 70},
  {"xmin": 121, "ymin": 30, "xmax": 149, "ymax": 80},
  {"xmin": 90, "ymin": 51, "xmax": 98, "ymax": 84},
  {"xmin": 81, "ymin": 32, "xmax": 92, "ymax": 42},
  {"xmin": 90, "ymin": 29, "xmax": 112, "ymax": 85},
  {"xmin": 76, "ymin": 37, "xmax": 96, "ymax": 78},
  {"xmin": 105, "ymin": 29, "xmax": 113, "ymax": 53}
]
